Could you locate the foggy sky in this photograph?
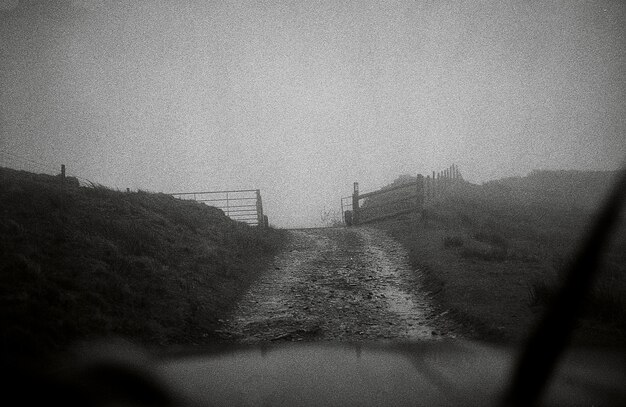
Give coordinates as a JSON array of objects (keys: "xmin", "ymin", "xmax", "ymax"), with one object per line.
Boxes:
[{"xmin": 1, "ymin": 0, "xmax": 625, "ymax": 227}]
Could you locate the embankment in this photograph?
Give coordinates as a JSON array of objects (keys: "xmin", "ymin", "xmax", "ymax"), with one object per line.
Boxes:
[
  {"xmin": 377, "ymin": 170, "xmax": 626, "ymax": 348},
  {"xmin": 0, "ymin": 167, "xmax": 286, "ymax": 363}
]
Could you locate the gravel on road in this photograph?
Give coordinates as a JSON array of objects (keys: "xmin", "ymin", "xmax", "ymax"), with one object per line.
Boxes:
[{"xmin": 221, "ymin": 227, "xmax": 457, "ymax": 342}]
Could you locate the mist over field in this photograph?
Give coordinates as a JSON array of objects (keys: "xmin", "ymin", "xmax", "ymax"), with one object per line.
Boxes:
[
  {"xmin": 1, "ymin": 0, "xmax": 625, "ymax": 227},
  {"xmin": 1, "ymin": 6, "xmax": 626, "ymax": 402}
]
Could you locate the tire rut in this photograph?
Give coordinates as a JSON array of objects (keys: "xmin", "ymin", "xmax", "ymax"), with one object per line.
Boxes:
[{"xmin": 222, "ymin": 227, "xmax": 457, "ymax": 342}]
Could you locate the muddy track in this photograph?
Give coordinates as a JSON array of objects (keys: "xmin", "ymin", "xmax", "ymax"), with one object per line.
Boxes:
[{"xmin": 221, "ymin": 227, "xmax": 457, "ymax": 342}]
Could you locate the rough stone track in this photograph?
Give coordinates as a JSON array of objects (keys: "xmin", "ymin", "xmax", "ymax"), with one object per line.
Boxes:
[{"xmin": 222, "ymin": 227, "xmax": 456, "ymax": 342}]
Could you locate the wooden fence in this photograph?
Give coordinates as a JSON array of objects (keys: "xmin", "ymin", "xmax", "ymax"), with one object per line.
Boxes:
[
  {"xmin": 343, "ymin": 164, "xmax": 465, "ymax": 226},
  {"xmin": 171, "ymin": 189, "xmax": 268, "ymax": 227}
]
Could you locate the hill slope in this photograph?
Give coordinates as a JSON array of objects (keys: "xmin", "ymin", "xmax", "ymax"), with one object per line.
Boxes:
[
  {"xmin": 376, "ymin": 170, "xmax": 626, "ymax": 347},
  {"xmin": 0, "ymin": 167, "xmax": 285, "ymax": 363}
]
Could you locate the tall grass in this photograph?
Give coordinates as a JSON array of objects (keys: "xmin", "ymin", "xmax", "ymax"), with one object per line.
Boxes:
[
  {"xmin": 377, "ymin": 170, "xmax": 626, "ymax": 346},
  {"xmin": 0, "ymin": 167, "xmax": 286, "ymax": 363}
]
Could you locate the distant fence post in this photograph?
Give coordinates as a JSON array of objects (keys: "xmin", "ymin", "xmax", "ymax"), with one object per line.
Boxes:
[
  {"xmin": 256, "ymin": 189, "xmax": 265, "ymax": 227},
  {"xmin": 340, "ymin": 198, "xmax": 344, "ymax": 220},
  {"xmin": 416, "ymin": 174, "xmax": 424, "ymax": 211},
  {"xmin": 437, "ymin": 171, "xmax": 441, "ymax": 198},
  {"xmin": 61, "ymin": 164, "xmax": 66, "ymax": 181},
  {"xmin": 352, "ymin": 182, "xmax": 360, "ymax": 226}
]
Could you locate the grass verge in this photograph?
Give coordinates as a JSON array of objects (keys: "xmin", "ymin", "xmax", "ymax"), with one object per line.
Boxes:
[
  {"xmin": 376, "ymin": 171, "xmax": 626, "ymax": 348},
  {"xmin": 0, "ymin": 167, "xmax": 287, "ymax": 364}
]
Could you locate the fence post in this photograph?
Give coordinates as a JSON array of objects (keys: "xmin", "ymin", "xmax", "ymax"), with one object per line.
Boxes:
[
  {"xmin": 429, "ymin": 175, "xmax": 434, "ymax": 200},
  {"xmin": 340, "ymin": 198, "xmax": 344, "ymax": 222},
  {"xmin": 352, "ymin": 182, "xmax": 360, "ymax": 226},
  {"xmin": 256, "ymin": 190, "xmax": 264, "ymax": 227},
  {"xmin": 437, "ymin": 171, "xmax": 441, "ymax": 197},
  {"xmin": 416, "ymin": 174, "xmax": 424, "ymax": 211},
  {"xmin": 61, "ymin": 164, "xmax": 66, "ymax": 181}
]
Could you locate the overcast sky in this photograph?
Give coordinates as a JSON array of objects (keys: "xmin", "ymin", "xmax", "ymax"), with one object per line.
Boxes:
[{"xmin": 1, "ymin": 0, "xmax": 625, "ymax": 227}]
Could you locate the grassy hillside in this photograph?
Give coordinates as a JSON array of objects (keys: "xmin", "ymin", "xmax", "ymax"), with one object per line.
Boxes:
[
  {"xmin": 490, "ymin": 169, "xmax": 617, "ymax": 210},
  {"xmin": 376, "ymin": 170, "xmax": 626, "ymax": 347},
  {"xmin": 0, "ymin": 167, "xmax": 285, "ymax": 364}
]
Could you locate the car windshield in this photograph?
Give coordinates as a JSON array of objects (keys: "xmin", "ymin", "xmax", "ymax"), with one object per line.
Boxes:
[{"xmin": 1, "ymin": 1, "xmax": 624, "ymax": 405}]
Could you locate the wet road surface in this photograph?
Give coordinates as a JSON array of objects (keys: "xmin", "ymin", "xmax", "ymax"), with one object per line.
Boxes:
[{"xmin": 222, "ymin": 227, "xmax": 457, "ymax": 342}]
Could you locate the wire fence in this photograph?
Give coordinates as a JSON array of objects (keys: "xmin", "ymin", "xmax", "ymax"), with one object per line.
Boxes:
[
  {"xmin": 0, "ymin": 148, "xmax": 93, "ymax": 186},
  {"xmin": 0, "ymin": 148, "xmax": 270, "ymax": 227}
]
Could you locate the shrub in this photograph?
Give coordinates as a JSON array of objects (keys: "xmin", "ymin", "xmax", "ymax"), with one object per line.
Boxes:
[
  {"xmin": 472, "ymin": 231, "xmax": 509, "ymax": 249},
  {"xmin": 528, "ymin": 278, "xmax": 557, "ymax": 307},
  {"xmin": 442, "ymin": 236, "xmax": 464, "ymax": 248}
]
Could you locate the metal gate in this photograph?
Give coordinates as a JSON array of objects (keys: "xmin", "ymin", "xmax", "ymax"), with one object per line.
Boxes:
[
  {"xmin": 171, "ymin": 189, "xmax": 267, "ymax": 227},
  {"xmin": 349, "ymin": 180, "xmax": 422, "ymax": 225}
]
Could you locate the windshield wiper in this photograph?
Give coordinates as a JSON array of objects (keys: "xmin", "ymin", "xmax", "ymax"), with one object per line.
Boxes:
[{"xmin": 502, "ymin": 168, "xmax": 626, "ymax": 407}]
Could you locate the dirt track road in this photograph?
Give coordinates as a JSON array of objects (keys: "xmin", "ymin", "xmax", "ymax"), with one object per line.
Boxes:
[{"xmin": 222, "ymin": 227, "xmax": 456, "ymax": 342}]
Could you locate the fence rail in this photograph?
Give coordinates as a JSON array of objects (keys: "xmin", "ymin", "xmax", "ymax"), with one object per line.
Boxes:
[
  {"xmin": 171, "ymin": 189, "xmax": 268, "ymax": 227},
  {"xmin": 345, "ymin": 164, "xmax": 465, "ymax": 226}
]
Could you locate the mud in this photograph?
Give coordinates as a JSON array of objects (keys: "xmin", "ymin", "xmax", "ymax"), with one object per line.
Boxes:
[{"xmin": 221, "ymin": 227, "xmax": 457, "ymax": 342}]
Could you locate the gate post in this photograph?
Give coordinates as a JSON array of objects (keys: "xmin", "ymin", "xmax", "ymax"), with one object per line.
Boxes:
[
  {"xmin": 416, "ymin": 174, "xmax": 424, "ymax": 211},
  {"xmin": 340, "ymin": 198, "xmax": 344, "ymax": 222},
  {"xmin": 352, "ymin": 182, "xmax": 360, "ymax": 226},
  {"xmin": 256, "ymin": 189, "xmax": 264, "ymax": 227}
]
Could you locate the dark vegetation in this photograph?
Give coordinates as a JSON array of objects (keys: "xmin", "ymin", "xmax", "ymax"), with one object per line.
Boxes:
[
  {"xmin": 0, "ymin": 167, "xmax": 286, "ymax": 364},
  {"xmin": 377, "ymin": 170, "xmax": 626, "ymax": 347}
]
